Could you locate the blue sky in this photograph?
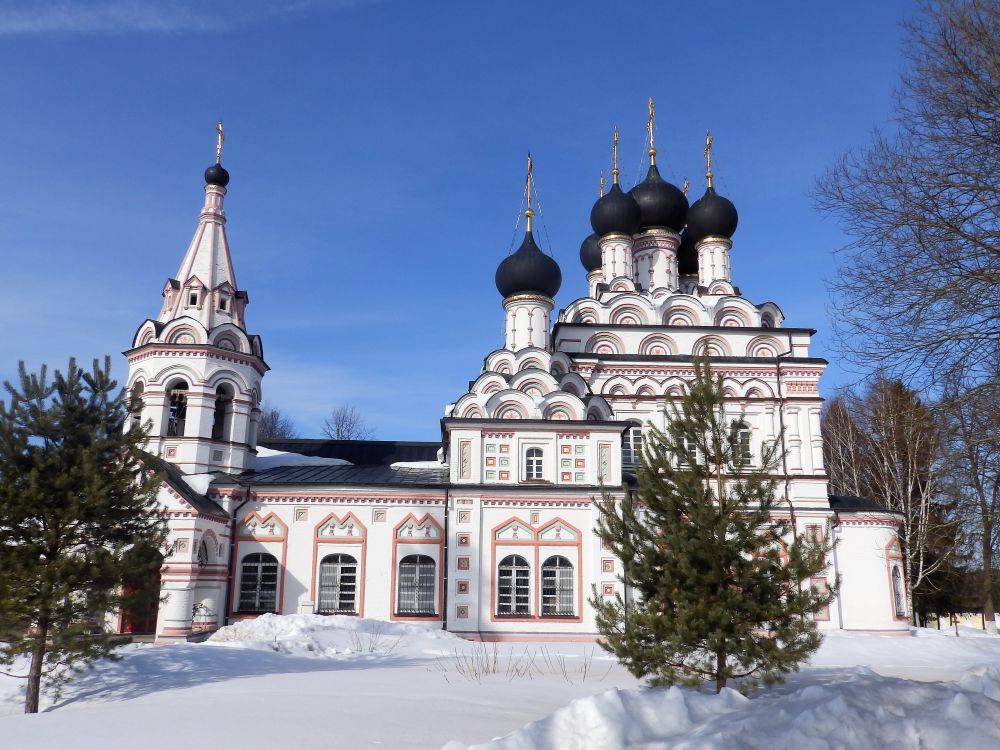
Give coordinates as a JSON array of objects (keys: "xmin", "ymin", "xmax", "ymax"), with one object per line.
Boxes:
[{"xmin": 0, "ymin": 0, "xmax": 913, "ymax": 440}]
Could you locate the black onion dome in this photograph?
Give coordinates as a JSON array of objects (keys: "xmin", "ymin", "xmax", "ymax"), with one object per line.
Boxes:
[
  {"xmin": 590, "ymin": 182, "xmax": 640, "ymax": 237},
  {"xmin": 579, "ymin": 233, "xmax": 602, "ymax": 272},
  {"xmin": 496, "ymin": 229, "xmax": 562, "ymax": 299},
  {"xmin": 685, "ymin": 186, "xmax": 738, "ymax": 242},
  {"xmin": 629, "ymin": 164, "xmax": 688, "ymax": 232},
  {"xmin": 677, "ymin": 230, "xmax": 698, "ymax": 276},
  {"xmin": 204, "ymin": 163, "xmax": 231, "ymax": 187}
]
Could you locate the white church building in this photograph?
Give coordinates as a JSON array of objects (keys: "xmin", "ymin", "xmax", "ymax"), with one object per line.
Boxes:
[{"xmin": 120, "ymin": 117, "xmax": 910, "ymax": 641}]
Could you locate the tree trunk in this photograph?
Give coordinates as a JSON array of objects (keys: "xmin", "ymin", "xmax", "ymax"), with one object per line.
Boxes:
[
  {"xmin": 983, "ymin": 529, "xmax": 996, "ymax": 635},
  {"xmin": 24, "ymin": 622, "xmax": 47, "ymax": 714},
  {"xmin": 714, "ymin": 647, "xmax": 727, "ymax": 693}
]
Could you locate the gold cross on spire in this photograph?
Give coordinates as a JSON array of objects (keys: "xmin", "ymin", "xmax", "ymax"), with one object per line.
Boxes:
[
  {"xmin": 215, "ymin": 120, "xmax": 225, "ymax": 164},
  {"xmin": 704, "ymin": 129, "xmax": 714, "ymax": 188},
  {"xmin": 612, "ymin": 125, "xmax": 620, "ymax": 184},
  {"xmin": 524, "ymin": 151, "xmax": 534, "ymax": 231},
  {"xmin": 647, "ymin": 97, "xmax": 656, "ymax": 165},
  {"xmin": 683, "ymin": 176, "xmax": 689, "ymax": 197}
]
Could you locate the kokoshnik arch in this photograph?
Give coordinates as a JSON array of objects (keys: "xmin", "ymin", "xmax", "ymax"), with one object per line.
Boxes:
[{"xmin": 120, "ymin": 111, "xmax": 909, "ymax": 641}]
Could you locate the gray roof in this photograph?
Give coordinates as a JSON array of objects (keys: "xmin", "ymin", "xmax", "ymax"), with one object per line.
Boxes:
[
  {"xmin": 828, "ymin": 495, "xmax": 898, "ymax": 514},
  {"xmin": 141, "ymin": 451, "xmax": 227, "ymax": 517},
  {"xmin": 218, "ymin": 464, "xmax": 449, "ymax": 488}
]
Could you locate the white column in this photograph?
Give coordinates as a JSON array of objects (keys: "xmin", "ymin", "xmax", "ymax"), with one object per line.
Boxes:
[
  {"xmin": 600, "ymin": 234, "xmax": 633, "ymax": 283},
  {"xmin": 157, "ymin": 580, "xmax": 195, "ymax": 641},
  {"xmin": 696, "ymin": 236, "xmax": 733, "ymax": 287},
  {"xmin": 503, "ymin": 294, "xmax": 553, "ymax": 351}
]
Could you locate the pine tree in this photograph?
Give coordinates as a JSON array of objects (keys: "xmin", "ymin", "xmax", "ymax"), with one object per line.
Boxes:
[
  {"xmin": 0, "ymin": 357, "xmax": 166, "ymax": 713},
  {"xmin": 591, "ymin": 359, "xmax": 835, "ymax": 693}
]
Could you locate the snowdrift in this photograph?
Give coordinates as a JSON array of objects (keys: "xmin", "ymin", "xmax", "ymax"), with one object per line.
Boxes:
[
  {"xmin": 445, "ymin": 666, "xmax": 1000, "ymax": 750},
  {"xmin": 208, "ymin": 612, "xmax": 459, "ymax": 659}
]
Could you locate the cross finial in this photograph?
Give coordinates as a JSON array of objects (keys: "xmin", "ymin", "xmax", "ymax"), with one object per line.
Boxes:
[
  {"xmin": 215, "ymin": 120, "xmax": 225, "ymax": 164},
  {"xmin": 524, "ymin": 151, "xmax": 534, "ymax": 231},
  {"xmin": 704, "ymin": 129, "xmax": 714, "ymax": 188},
  {"xmin": 599, "ymin": 172, "xmax": 605, "ymax": 198},
  {"xmin": 682, "ymin": 176, "xmax": 689, "ymax": 197},
  {"xmin": 647, "ymin": 97, "xmax": 656, "ymax": 165},
  {"xmin": 612, "ymin": 125, "xmax": 620, "ymax": 184}
]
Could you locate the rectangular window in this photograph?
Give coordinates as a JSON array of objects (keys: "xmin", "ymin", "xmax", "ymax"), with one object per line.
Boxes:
[
  {"xmin": 189, "ymin": 293, "xmax": 198, "ymax": 306},
  {"xmin": 219, "ymin": 296, "xmax": 228, "ymax": 311},
  {"xmin": 525, "ymin": 448, "xmax": 544, "ymax": 480}
]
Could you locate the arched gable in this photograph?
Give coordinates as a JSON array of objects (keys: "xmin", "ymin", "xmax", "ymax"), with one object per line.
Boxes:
[
  {"xmin": 638, "ymin": 333, "xmax": 678, "ymax": 356},
  {"xmin": 585, "ymin": 332, "xmax": 626, "ymax": 355}
]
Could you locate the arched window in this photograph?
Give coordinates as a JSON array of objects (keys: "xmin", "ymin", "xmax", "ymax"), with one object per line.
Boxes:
[
  {"xmin": 525, "ymin": 448, "xmax": 544, "ymax": 481},
  {"xmin": 731, "ymin": 421, "xmax": 752, "ymax": 467},
  {"xmin": 396, "ymin": 554, "xmax": 435, "ymax": 616},
  {"xmin": 128, "ymin": 382, "xmax": 144, "ymax": 430},
  {"xmin": 211, "ymin": 384, "xmax": 233, "ymax": 441},
  {"xmin": 497, "ymin": 554, "xmax": 531, "ymax": 616},
  {"xmin": 197, "ymin": 540, "xmax": 210, "ymax": 568},
  {"xmin": 672, "ymin": 425, "xmax": 699, "ymax": 467},
  {"xmin": 238, "ymin": 552, "xmax": 279, "ymax": 613},
  {"xmin": 165, "ymin": 381, "xmax": 188, "ymax": 437},
  {"xmin": 622, "ymin": 425, "xmax": 643, "ymax": 467},
  {"xmin": 317, "ymin": 553, "xmax": 358, "ymax": 615},
  {"xmin": 892, "ymin": 566, "xmax": 905, "ymax": 617},
  {"xmin": 541, "ymin": 556, "xmax": 574, "ymax": 616}
]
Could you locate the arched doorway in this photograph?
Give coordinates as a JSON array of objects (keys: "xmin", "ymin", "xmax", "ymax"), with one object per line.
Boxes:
[{"xmin": 119, "ymin": 545, "xmax": 164, "ymax": 635}]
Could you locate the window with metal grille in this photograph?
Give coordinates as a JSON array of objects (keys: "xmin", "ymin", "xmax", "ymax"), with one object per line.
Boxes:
[
  {"xmin": 497, "ymin": 554, "xmax": 531, "ymax": 616},
  {"xmin": 731, "ymin": 421, "xmax": 752, "ymax": 467},
  {"xmin": 238, "ymin": 553, "xmax": 279, "ymax": 613},
  {"xmin": 166, "ymin": 381, "xmax": 188, "ymax": 437},
  {"xmin": 622, "ymin": 425, "xmax": 643, "ymax": 467},
  {"xmin": 541, "ymin": 555, "xmax": 574, "ymax": 616},
  {"xmin": 317, "ymin": 553, "xmax": 358, "ymax": 615},
  {"xmin": 396, "ymin": 554, "xmax": 435, "ymax": 616},
  {"xmin": 525, "ymin": 448, "xmax": 543, "ymax": 480}
]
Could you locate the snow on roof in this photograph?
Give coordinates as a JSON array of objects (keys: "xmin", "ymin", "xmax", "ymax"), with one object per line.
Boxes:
[
  {"xmin": 389, "ymin": 460, "xmax": 448, "ymax": 469},
  {"xmin": 255, "ymin": 447, "xmax": 353, "ymax": 470},
  {"xmin": 179, "ymin": 473, "xmax": 215, "ymax": 495}
]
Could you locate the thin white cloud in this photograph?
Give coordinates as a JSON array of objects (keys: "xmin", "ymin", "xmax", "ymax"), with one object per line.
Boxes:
[{"xmin": 0, "ymin": 0, "xmax": 368, "ymax": 35}]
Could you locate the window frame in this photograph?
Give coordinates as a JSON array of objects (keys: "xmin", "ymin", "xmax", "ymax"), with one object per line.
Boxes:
[
  {"xmin": 622, "ymin": 424, "xmax": 644, "ymax": 468},
  {"xmin": 731, "ymin": 420, "xmax": 753, "ymax": 467},
  {"xmin": 238, "ymin": 552, "xmax": 279, "ymax": 614},
  {"xmin": 395, "ymin": 554, "xmax": 436, "ymax": 617},
  {"xmin": 497, "ymin": 554, "xmax": 532, "ymax": 617},
  {"xmin": 317, "ymin": 553, "xmax": 359, "ymax": 615},
  {"xmin": 524, "ymin": 447, "xmax": 544, "ymax": 482},
  {"xmin": 540, "ymin": 555, "xmax": 574, "ymax": 617}
]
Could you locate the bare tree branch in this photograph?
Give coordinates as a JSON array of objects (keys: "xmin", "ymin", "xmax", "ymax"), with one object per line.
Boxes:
[{"xmin": 322, "ymin": 404, "xmax": 374, "ymax": 441}]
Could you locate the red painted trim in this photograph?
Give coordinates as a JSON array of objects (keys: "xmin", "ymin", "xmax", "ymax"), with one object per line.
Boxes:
[
  {"xmin": 390, "ymin": 513, "xmax": 444, "ymax": 621},
  {"xmin": 310, "ymin": 512, "xmax": 367, "ymax": 617},
  {"xmin": 488, "ymin": 516, "xmax": 583, "ymax": 623}
]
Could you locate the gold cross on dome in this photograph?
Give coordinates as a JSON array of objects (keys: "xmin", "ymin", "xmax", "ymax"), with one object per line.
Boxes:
[{"xmin": 215, "ymin": 120, "xmax": 225, "ymax": 164}]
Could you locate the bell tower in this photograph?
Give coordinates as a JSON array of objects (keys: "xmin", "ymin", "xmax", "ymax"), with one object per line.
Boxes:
[{"xmin": 123, "ymin": 122, "xmax": 267, "ymax": 474}]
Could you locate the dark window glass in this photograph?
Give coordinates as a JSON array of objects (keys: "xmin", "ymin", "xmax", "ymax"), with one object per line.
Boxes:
[
  {"xmin": 239, "ymin": 553, "xmax": 279, "ymax": 613},
  {"xmin": 541, "ymin": 555, "xmax": 574, "ymax": 616},
  {"xmin": 317, "ymin": 554, "xmax": 358, "ymax": 614},
  {"xmin": 397, "ymin": 554, "xmax": 435, "ymax": 616},
  {"xmin": 497, "ymin": 554, "xmax": 531, "ymax": 615}
]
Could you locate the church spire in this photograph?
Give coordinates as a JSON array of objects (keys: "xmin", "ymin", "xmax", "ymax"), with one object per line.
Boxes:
[{"xmin": 158, "ymin": 123, "xmax": 246, "ymax": 332}]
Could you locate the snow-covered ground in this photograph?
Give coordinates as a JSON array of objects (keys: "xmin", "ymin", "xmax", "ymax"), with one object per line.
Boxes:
[{"xmin": 1, "ymin": 617, "xmax": 999, "ymax": 749}]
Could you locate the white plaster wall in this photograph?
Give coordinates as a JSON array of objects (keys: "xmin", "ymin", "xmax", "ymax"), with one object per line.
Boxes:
[{"xmin": 833, "ymin": 522, "xmax": 909, "ymax": 632}]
